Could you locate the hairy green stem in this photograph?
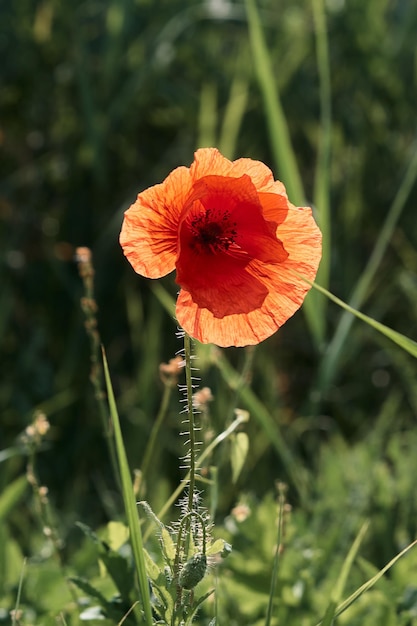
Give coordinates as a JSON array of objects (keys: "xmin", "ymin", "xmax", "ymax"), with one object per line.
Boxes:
[
  {"xmin": 144, "ymin": 411, "xmax": 248, "ymax": 539},
  {"xmin": 184, "ymin": 332, "xmax": 197, "ymax": 517}
]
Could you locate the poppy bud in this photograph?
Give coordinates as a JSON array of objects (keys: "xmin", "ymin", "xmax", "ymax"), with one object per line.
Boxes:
[{"xmin": 178, "ymin": 553, "xmax": 207, "ymax": 590}]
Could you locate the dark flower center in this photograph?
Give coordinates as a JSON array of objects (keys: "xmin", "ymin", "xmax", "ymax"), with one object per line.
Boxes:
[{"xmin": 189, "ymin": 209, "xmax": 237, "ymax": 254}]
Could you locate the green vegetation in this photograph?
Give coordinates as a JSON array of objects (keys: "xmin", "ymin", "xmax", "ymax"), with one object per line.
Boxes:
[{"xmin": 1, "ymin": 0, "xmax": 417, "ymax": 623}]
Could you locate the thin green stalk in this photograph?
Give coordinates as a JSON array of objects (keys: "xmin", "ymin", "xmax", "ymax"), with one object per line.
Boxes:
[
  {"xmin": 174, "ymin": 512, "xmax": 207, "ymax": 579},
  {"xmin": 76, "ymin": 248, "xmax": 119, "ymax": 488},
  {"xmin": 12, "ymin": 558, "xmax": 26, "ymax": 626},
  {"xmin": 140, "ymin": 381, "xmax": 173, "ymax": 495},
  {"xmin": 244, "ymin": 0, "xmax": 305, "ymax": 204},
  {"xmin": 311, "ymin": 0, "xmax": 332, "ymax": 342},
  {"xmin": 219, "ymin": 68, "xmax": 250, "ymax": 160},
  {"xmin": 245, "ymin": 0, "xmax": 305, "ymax": 205},
  {"xmin": 184, "ymin": 332, "xmax": 197, "ymax": 518},
  {"xmin": 198, "ymin": 82, "xmax": 218, "ymax": 148},
  {"xmin": 244, "ymin": 0, "xmax": 323, "ymax": 347},
  {"xmin": 319, "ymin": 137, "xmax": 417, "ymax": 390},
  {"xmin": 214, "ymin": 349, "xmax": 309, "ymax": 503},
  {"xmin": 146, "ymin": 411, "xmax": 248, "ymax": 535},
  {"xmin": 312, "ymin": 0, "xmax": 332, "ymax": 285},
  {"xmin": 265, "ymin": 484, "xmax": 286, "ymax": 626}
]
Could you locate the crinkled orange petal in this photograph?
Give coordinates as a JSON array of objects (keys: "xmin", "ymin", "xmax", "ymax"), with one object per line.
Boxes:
[
  {"xmin": 176, "ymin": 204, "xmax": 322, "ymax": 347},
  {"xmin": 175, "ymin": 175, "xmax": 289, "ymax": 319},
  {"xmin": 120, "ymin": 166, "xmax": 192, "ymax": 278},
  {"xmin": 180, "ymin": 263, "xmax": 269, "ymax": 318},
  {"xmin": 120, "ymin": 147, "xmax": 322, "ymax": 346},
  {"xmin": 190, "ymin": 148, "xmax": 283, "ymax": 193},
  {"xmin": 178, "ymin": 174, "xmax": 288, "ymax": 263}
]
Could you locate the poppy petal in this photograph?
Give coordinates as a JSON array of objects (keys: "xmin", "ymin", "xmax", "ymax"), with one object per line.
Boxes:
[
  {"xmin": 229, "ymin": 158, "xmax": 283, "ymax": 192},
  {"xmin": 190, "ymin": 148, "xmax": 281, "ymax": 192},
  {"xmin": 176, "ymin": 289, "xmax": 273, "ymax": 347},
  {"xmin": 120, "ymin": 147, "xmax": 322, "ymax": 346},
  {"xmin": 120, "ymin": 166, "xmax": 192, "ymax": 278},
  {"xmin": 176, "ymin": 204, "xmax": 321, "ymax": 347},
  {"xmin": 175, "ymin": 175, "xmax": 289, "ymax": 318},
  {"xmin": 179, "ymin": 174, "xmax": 288, "ymax": 261}
]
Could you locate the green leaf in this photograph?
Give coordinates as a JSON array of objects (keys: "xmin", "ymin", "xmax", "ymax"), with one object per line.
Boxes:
[
  {"xmin": 230, "ymin": 432, "xmax": 249, "ymax": 484},
  {"xmin": 69, "ymin": 577, "xmax": 130, "ymax": 624},
  {"xmin": 206, "ymin": 538, "xmax": 228, "ymax": 557},
  {"xmin": 75, "ymin": 521, "xmax": 102, "ymax": 546},
  {"xmin": 316, "ymin": 538, "xmax": 417, "ymax": 624},
  {"xmin": 99, "ymin": 548, "xmax": 134, "ymax": 600},
  {"xmin": 142, "ymin": 548, "xmax": 162, "ymax": 583},
  {"xmin": 69, "ymin": 575, "xmax": 109, "ymax": 606},
  {"xmin": 184, "ymin": 589, "xmax": 215, "ymax": 626},
  {"xmin": 102, "ymin": 521, "xmax": 129, "ymax": 551},
  {"xmin": 160, "ymin": 527, "xmax": 176, "ymax": 563},
  {"xmin": 0, "ymin": 475, "xmax": 28, "ymax": 521},
  {"xmin": 75, "ymin": 521, "xmax": 134, "ymax": 600},
  {"xmin": 139, "ymin": 500, "xmax": 176, "ymax": 563}
]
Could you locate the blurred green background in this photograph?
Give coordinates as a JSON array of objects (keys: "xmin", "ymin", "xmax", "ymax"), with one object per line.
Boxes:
[{"xmin": 1, "ymin": 0, "xmax": 417, "ymax": 595}]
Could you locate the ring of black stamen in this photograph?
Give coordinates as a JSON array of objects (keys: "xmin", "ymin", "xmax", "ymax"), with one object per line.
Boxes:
[{"xmin": 190, "ymin": 209, "xmax": 237, "ymax": 253}]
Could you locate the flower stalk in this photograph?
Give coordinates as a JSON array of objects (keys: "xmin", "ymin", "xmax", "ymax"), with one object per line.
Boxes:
[{"xmin": 184, "ymin": 331, "xmax": 197, "ymax": 519}]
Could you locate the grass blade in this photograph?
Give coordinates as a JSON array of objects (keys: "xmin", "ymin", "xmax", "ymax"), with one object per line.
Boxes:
[
  {"xmin": 319, "ymin": 522, "xmax": 369, "ymax": 626},
  {"xmin": 12, "ymin": 558, "xmax": 26, "ymax": 626},
  {"xmin": 219, "ymin": 74, "xmax": 250, "ymax": 161},
  {"xmin": 244, "ymin": 0, "xmax": 305, "ymax": 204},
  {"xmin": 198, "ymin": 81, "xmax": 218, "ymax": 149},
  {"xmin": 244, "ymin": 0, "xmax": 325, "ymax": 347},
  {"xmin": 316, "ymin": 538, "xmax": 417, "ymax": 624},
  {"xmin": 308, "ymin": 280, "xmax": 417, "ymax": 358},
  {"xmin": 319, "ymin": 136, "xmax": 417, "ymax": 389},
  {"xmin": 311, "ymin": 0, "xmax": 332, "ymax": 335},
  {"xmin": 265, "ymin": 484, "xmax": 286, "ymax": 626},
  {"xmin": 101, "ymin": 347, "xmax": 153, "ymax": 626}
]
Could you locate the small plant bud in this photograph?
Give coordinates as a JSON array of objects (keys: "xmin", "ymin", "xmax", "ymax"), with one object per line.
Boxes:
[
  {"xmin": 34, "ymin": 411, "xmax": 50, "ymax": 436},
  {"xmin": 75, "ymin": 247, "xmax": 92, "ymax": 264},
  {"xmin": 231, "ymin": 503, "xmax": 251, "ymax": 523},
  {"xmin": 159, "ymin": 355, "xmax": 184, "ymax": 385},
  {"xmin": 221, "ymin": 542, "xmax": 232, "ymax": 559},
  {"xmin": 192, "ymin": 387, "xmax": 213, "ymax": 409},
  {"xmin": 25, "ymin": 425, "xmax": 36, "ymax": 438},
  {"xmin": 178, "ymin": 553, "xmax": 207, "ymax": 590}
]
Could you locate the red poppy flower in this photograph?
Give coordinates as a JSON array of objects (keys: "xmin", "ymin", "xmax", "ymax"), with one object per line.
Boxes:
[{"xmin": 120, "ymin": 148, "xmax": 321, "ymax": 347}]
